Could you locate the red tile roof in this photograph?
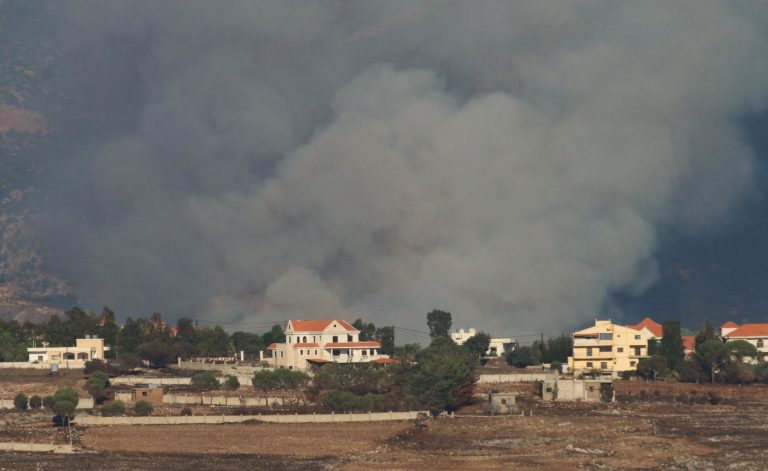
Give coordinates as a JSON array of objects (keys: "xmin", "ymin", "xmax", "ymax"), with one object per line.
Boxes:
[
  {"xmin": 266, "ymin": 343, "xmax": 277, "ymax": 349},
  {"xmin": 292, "ymin": 343, "xmax": 320, "ymax": 348},
  {"xmin": 721, "ymin": 321, "xmax": 738, "ymax": 328},
  {"xmin": 682, "ymin": 335, "xmax": 695, "ymax": 352},
  {"xmin": 627, "ymin": 317, "xmax": 663, "ymax": 338},
  {"xmin": 289, "ymin": 319, "xmax": 358, "ymax": 333},
  {"xmin": 324, "ymin": 341, "xmax": 381, "ymax": 348},
  {"xmin": 723, "ymin": 323, "xmax": 768, "ymax": 338}
]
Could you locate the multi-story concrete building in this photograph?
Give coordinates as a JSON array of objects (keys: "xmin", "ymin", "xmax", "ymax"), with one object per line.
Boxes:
[
  {"xmin": 567, "ymin": 320, "xmax": 652, "ymax": 375},
  {"xmin": 27, "ymin": 336, "xmax": 109, "ymax": 367},
  {"xmin": 721, "ymin": 321, "xmax": 768, "ymax": 362},
  {"xmin": 451, "ymin": 328, "xmax": 516, "ymax": 357},
  {"xmin": 260, "ymin": 319, "xmax": 393, "ymax": 371}
]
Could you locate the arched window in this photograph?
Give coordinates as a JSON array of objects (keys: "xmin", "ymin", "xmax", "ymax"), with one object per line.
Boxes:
[
  {"xmin": 303, "ymin": 336, "xmax": 307, "ymax": 343},
  {"xmin": 758, "ymin": 339, "xmax": 764, "ymax": 348}
]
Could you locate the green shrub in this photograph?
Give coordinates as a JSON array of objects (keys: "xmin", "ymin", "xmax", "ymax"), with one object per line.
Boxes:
[
  {"xmin": 52, "ymin": 399, "xmax": 76, "ymax": 417},
  {"xmin": 53, "ymin": 388, "xmax": 80, "ymax": 408},
  {"xmin": 191, "ymin": 372, "xmax": 220, "ymax": 391},
  {"xmin": 42, "ymin": 395, "xmax": 54, "ymax": 409},
  {"xmin": 86, "ymin": 371, "xmax": 111, "ymax": 404},
  {"xmin": 51, "ymin": 387, "xmax": 80, "ymax": 417},
  {"xmin": 708, "ymin": 392, "xmax": 723, "ymax": 405},
  {"xmin": 133, "ymin": 400, "xmax": 153, "ymax": 416},
  {"xmin": 101, "ymin": 401, "xmax": 125, "ymax": 416},
  {"xmin": 322, "ymin": 390, "xmax": 401, "ymax": 412},
  {"xmin": 29, "ymin": 395, "xmax": 42, "ymax": 409},
  {"xmin": 224, "ymin": 375, "xmax": 240, "ymax": 391},
  {"xmin": 13, "ymin": 392, "xmax": 28, "ymax": 411}
]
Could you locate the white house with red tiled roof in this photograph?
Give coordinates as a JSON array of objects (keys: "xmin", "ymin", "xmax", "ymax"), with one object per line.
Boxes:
[
  {"xmin": 626, "ymin": 317, "xmax": 663, "ymax": 340},
  {"xmin": 721, "ymin": 321, "xmax": 768, "ymax": 362},
  {"xmin": 259, "ymin": 319, "xmax": 392, "ymax": 371}
]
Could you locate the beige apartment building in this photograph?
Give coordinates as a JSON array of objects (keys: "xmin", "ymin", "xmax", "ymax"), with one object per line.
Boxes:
[
  {"xmin": 568, "ymin": 320, "xmax": 653, "ymax": 375},
  {"xmin": 260, "ymin": 319, "xmax": 393, "ymax": 371}
]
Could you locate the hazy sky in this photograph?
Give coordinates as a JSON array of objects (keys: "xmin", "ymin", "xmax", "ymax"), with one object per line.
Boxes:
[{"xmin": 25, "ymin": 1, "xmax": 768, "ymax": 341}]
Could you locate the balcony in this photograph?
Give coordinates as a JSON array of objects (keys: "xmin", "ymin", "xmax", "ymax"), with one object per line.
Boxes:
[{"xmin": 573, "ymin": 338, "xmax": 614, "ymax": 347}]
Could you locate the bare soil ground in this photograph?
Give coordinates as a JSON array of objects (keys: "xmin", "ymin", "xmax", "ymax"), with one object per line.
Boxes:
[
  {"xmin": 0, "ymin": 368, "xmax": 84, "ymax": 397},
  {"xmin": 1, "ymin": 381, "xmax": 768, "ymax": 470}
]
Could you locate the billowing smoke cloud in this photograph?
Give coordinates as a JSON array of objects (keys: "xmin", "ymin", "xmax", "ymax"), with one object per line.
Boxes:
[{"xmin": 37, "ymin": 1, "xmax": 768, "ymax": 336}]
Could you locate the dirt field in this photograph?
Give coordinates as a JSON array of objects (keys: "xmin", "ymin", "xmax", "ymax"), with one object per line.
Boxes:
[
  {"xmin": 1, "ymin": 381, "xmax": 768, "ymax": 470},
  {"xmin": 81, "ymin": 422, "xmax": 413, "ymax": 457},
  {"xmin": 0, "ymin": 368, "xmax": 84, "ymax": 397}
]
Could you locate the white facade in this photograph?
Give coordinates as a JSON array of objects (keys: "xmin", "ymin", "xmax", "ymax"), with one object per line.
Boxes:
[
  {"xmin": 451, "ymin": 328, "xmax": 516, "ymax": 357},
  {"xmin": 260, "ymin": 319, "xmax": 392, "ymax": 371}
]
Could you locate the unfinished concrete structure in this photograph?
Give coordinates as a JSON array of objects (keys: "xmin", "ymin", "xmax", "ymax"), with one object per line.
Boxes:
[
  {"xmin": 536, "ymin": 378, "xmax": 614, "ymax": 402},
  {"xmin": 486, "ymin": 392, "xmax": 517, "ymax": 414}
]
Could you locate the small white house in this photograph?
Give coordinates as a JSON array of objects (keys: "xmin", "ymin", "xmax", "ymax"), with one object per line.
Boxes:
[
  {"xmin": 721, "ymin": 321, "xmax": 768, "ymax": 362},
  {"xmin": 451, "ymin": 328, "xmax": 516, "ymax": 357}
]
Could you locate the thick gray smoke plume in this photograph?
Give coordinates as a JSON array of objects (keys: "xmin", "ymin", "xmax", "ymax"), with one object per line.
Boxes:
[{"xmin": 39, "ymin": 1, "xmax": 768, "ymax": 335}]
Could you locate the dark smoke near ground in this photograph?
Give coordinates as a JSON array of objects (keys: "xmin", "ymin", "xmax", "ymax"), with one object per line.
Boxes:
[{"xmin": 33, "ymin": 1, "xmax": 768, "ymax": 335}]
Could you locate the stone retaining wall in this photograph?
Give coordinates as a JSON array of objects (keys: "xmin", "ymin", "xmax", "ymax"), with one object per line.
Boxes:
[
  {"xmin": 77, "ymin": 410, "xmax": 426, "ymax": 425},
  {"xmin": 477, "ymin": 373, "xmax": 558, "ymax": 383},
  {"xmin": 0, "ymin": 397, "xmax": 93, "ymax": 409},
  {"xmin": 0, "ymin": 442, "xmax": 74, "ymax": 453}
]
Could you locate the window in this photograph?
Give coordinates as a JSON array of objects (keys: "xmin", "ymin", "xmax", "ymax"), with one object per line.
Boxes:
[
  {"xmin": 314, "ymin": 350, "xmax": 318, "ymax": 355},
  {"xmin": 299, "ymin": 350, "xmax": 303, "ymax": 355},
  {"xmin": 599, "ymin": 346, "xmax": 611, "ymax": 352},
  {"xmin": 600, "ymin": 362, "xmax": 608, "ymax": 369},
  {"xmin": 288, "ymin": 336, "xmax": 292, "ymax": 343},
  {"xmin": 332, "ymin": 349, "xmax": 340, "ymax": 356},
  {"xmin": 302, "ymin": 336, "xmax": 307, "ymax": 343},
  {"xmin": 634, "ymin": 334, "xmax": 641, "ymax": 340},
  {"xmin": 586, "ymin": 362, "xmax": 593, "ymax": 367},
  {"xmin": 142, "ymin": 391, "xmax": 148, "ymax": 397},
  {"xmin": 586, "ymin": 347, "xmax": 593, "ymax": 356},
  {"xmin": 347, "ymin": 334, "xmax": 353, "ymax": 342},
  {"xmin": 617, "ymin": 347, "xmax": 624, "ymax": 353},
  {"xmin": 332, "ymin": 336, "xmax": 338, "ymax": 343},
  {"xmin": 501, "ymin": 399, "xmax": 507, "ymax": 405},
  {"xmin": 634, "ymin": 347, "xmax": 642, "ymax": 356},
  {"xmin": 598, "ymin": 333, "xmax": 613, "ymax": 340},
  {"xmin": 362, "ymin": 350, "xmax": 367, "ymax": 355},
  {"xmin": 758, "ymin": 339, "xmax": 764, "ymax": 348},
  {"xmin": 630, "ymin": 361, "xmax": 636, "ymax": 367}
]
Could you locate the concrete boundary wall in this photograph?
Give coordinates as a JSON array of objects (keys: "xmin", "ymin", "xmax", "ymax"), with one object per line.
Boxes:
[
  {"xmin": 0, "ymin": 442, "xmax": 74, "ymax": 453},
  {"xmin": 162, "ymin": 394, "xmax": 296, "ymax": 407},
  {"xmin": 477, "ymin": 373, "xmax": 558, "ymax": 384},
  {"xmin": 112, "ymin": 375, "xmax": 253, "ymax": 386},
  {"xmin": 77, "ymin": 411, "xmax": 427, "ymax": 425},
  {"xmin": 0, "ymin": 397, "xmax": 93, "ymax": 409},
  {"xmin": 0, "ymin": 362, "xmax": 86, "ymax": 369}
]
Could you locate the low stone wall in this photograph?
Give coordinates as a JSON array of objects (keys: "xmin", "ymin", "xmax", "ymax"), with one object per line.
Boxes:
[
  {"xmin": 477, "ymin": 373, "xmax": 558, "ymax": 384},
  {"xmin": 0, "ymin": 442, "xmax": 74, "ymax": 453},
  {"xmin": 112, "ymin": 375, "xmax": 253, "ymax": 386},
  {"xmin": 112, "ymin": 377, "xmax": 192, "ymax": 385},
  {"xmin": 0, "ymin": 362, "xmax": 85, "ymax": 369},
  {"xmin": 77, "ymin": 411, "xmax": 427, "ymax": 425},
  {"xmin": 162, "ymin": 394, "xmax": 295, "ymax": 407},
  {"xmin": 0, "ymin": 397, "xmax": 93, "ymax": 409}
]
